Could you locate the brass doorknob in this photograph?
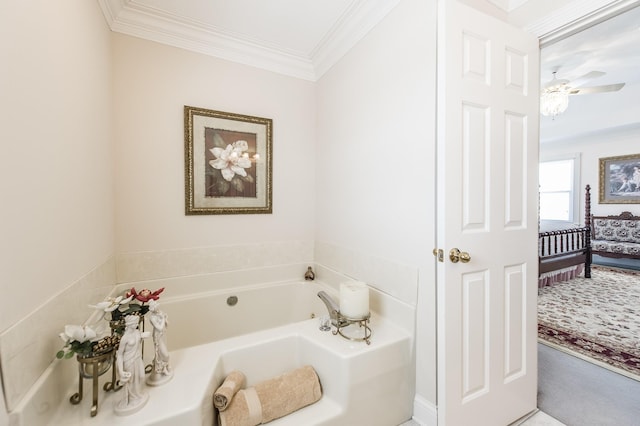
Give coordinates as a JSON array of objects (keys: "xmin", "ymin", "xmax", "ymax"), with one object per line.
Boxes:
[{"xmin": 449, "ymin": 248, "xmax": 471, "ymax": 263}]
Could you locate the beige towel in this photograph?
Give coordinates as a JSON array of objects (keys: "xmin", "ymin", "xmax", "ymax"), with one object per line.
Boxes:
[
  {"xmin": 218, "ymin": 365, "xmax": 322, "ymax": 426},
  {"xmin": 214, "ymin": 370, "xmax": 246, "ymax": 411}
]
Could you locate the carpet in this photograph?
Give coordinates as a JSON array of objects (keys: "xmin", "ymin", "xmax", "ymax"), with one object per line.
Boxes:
[
  {"xmin": 538, "ymin": 266, "xmax": 640, "ymax": 380},
  {"xmin": 538, "ymin": 343, "xmax": 640, "ymax": 426}
]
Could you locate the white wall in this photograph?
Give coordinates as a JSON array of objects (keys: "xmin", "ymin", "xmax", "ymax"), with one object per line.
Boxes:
[
  {"xmin": 0, "ymin": 0, "xmax": 114, "ymax": 335},
  {"xmin": 0, "ymin": 0, "xmax": 114, "ymax": 411},
  {"xmin": 112, "ymin": 34, "xmax": 316, "ymax": 257},
  {"xmin": 316, "ymin": 0, "xmax": 438, "ymax": 404},
  {"xmin": 541, "ymin": 124, "xmax": 640, "ymax": 220}
]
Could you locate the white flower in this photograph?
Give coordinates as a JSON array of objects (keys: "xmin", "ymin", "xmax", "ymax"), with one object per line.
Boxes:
[
  {"xmin": 59, "ymin": 325, "xmax": 97, "ymax": 344},
  {"xmin": 209, "ymin": 140, "xmax": 252, "ymax": 181},
  {"xmin": 89, "ymin": 295, "xmax": 133, "ymax": 312}
]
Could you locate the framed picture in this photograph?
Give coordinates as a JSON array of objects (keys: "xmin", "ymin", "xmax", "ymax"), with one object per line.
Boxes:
[
  {"xmin": 184, "ymin": 106, "xmax": 272, "ymax": 214},
  {"xmin": 599, "ymin": 153, "xmax": 640, "ymax": 204}
]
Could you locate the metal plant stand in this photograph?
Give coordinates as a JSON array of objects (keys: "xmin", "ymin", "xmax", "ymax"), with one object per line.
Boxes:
[{"xmin": 70, "ymin": 348, "xmax": 121, "ymax": 417}]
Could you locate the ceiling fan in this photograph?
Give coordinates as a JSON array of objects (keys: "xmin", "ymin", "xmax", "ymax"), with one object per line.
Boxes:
[{"xmin": 540, "ymin": 70, "xmax": 626, "ymax": 118}]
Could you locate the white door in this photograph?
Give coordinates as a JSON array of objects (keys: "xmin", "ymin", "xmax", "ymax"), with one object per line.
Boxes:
[{"xmin": 436, "ymin": 1, "xmax": 540, "ymax": 425}]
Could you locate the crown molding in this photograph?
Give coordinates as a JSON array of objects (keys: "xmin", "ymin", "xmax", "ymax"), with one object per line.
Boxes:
[
  {"xmin": 312, "ymin": 0, "xmax": 402, "ymax": 79},
  {"xmin": 507, "ymin": 0, "xmax": 529, "ymax": 12},
  {"xmin": 97, "ymin": 0, "xmax": 401, "ymax": 82},
  {"xmin": 98, "ymin": 0, "xmax": 316, "ymax": 80},
  {"xmin": 525, "ymin": 0, "xmax": 640, "ymax": 46},
  {"xmin": 486, "ymin": 0, "xmax": 509, "ymax": 11}
]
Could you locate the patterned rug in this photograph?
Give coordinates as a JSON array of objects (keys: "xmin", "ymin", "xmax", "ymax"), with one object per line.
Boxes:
[{"xmin": 538, "ymin": 266, "xmax": 640, "ymax": 380}]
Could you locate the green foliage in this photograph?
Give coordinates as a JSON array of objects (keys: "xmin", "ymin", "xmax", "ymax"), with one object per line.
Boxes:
[{"xmin": 57, "ymin": 339, "xmax": 96, "ymax": 359}]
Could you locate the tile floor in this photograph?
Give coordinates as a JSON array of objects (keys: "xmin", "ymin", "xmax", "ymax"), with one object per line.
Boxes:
[
  {"xmin": 516, "ymin": 411, "xmax": 565, "ymax": 425},
  {"xmin": 398, "ymin": 410, "xmax": 565, "ymax": 426}
]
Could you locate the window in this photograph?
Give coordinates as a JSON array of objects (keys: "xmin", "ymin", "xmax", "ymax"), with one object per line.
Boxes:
[{"xmin": 539, "ymin": 156, "xmax": 579, "ymax": 223}]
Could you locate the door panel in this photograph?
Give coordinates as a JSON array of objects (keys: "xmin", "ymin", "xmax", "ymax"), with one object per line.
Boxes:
[
  {"xmin": 505, "ymin": 112, "xmax": 527, "ymax": 227},
  {"xmin": 504, "ymin": 264, "xmax": 526, "ymax": 380},
  {"xmin": 436, "ymin": 1, "xmax": 540, "ymax": 425},
  {"xmin": 462, "ymin": 103, "xmax": 489, "ymax": 230},
  {"xmin": 461, "ymin": 270, "xmax": 489, "ymax": 400}
]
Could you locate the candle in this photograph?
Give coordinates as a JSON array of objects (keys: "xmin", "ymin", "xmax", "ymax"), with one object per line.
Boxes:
[{"xmin": 339, "ymin": 281, "xmax": 369, "ymax": 319}]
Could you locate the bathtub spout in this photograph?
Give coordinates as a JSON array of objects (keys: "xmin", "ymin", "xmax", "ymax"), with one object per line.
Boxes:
[{"xmin": 317, "ymin": 291, "xmax": 348, "ymax": 328}]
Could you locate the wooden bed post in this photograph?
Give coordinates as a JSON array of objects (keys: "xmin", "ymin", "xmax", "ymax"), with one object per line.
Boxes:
[{"xmin": 585, "ymin": 184, "xmax": 592, "ymax": 278}]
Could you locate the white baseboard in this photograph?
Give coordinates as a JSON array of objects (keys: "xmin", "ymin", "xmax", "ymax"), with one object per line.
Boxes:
[{"xmin": 413, "ymin": 395, "xmax": 437, "ymax": 426}]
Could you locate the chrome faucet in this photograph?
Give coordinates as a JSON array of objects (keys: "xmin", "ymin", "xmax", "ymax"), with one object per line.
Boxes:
[{"xmin": 317, "ymin": 291, "xmax": 348, "ymax": 328}]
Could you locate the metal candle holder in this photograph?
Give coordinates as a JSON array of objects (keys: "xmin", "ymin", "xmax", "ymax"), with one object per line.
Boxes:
[{"xmin": 333, "ymin": 312, "xmax": 372, "ymax": 345}]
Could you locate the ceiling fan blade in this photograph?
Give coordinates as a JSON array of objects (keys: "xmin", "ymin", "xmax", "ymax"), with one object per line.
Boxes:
[
  {"xmin": 570, "ymin": 70, "xmax": 606, "ymax": 88},
  {"xmin": 569, "ymin": 83, "xmax": 626, "ymax": 95}
]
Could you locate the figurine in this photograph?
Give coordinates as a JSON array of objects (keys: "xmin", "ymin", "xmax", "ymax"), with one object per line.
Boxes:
[
  {"xmin": 114, "ymin": 315, "xmax": 149, "ymax": 415},
  {"xmin": 146, "ymin": 299, "xmax": 173, "ymax": 386}
]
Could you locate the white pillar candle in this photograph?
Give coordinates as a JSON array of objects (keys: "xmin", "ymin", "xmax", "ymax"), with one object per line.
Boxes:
[{"xmin": 339, "ymin": 281, "xmax": 370, "ymax": 319}]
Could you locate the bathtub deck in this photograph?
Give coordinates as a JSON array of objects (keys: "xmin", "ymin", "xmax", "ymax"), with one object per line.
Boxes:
[{"xmin": 45, "ymin": 313, "xmax": 412, "ymax": 426}]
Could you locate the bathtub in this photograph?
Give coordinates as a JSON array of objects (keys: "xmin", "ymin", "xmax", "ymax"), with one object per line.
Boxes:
[
  {"xmin": 46, "ymin": 280, "xmax": 414, "ymax": 426},
  {"xmin": 160, "ymin": 280, "xmax": 333, "ymax": 351}
]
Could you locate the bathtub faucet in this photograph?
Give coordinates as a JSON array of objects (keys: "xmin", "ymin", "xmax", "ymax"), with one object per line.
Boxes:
[{"xmin": 317, "ymin": 291, "xmax": 349, "ymax": 328}]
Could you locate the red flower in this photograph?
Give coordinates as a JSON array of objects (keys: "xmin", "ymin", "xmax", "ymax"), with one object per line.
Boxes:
[{"xmin": 127, "ymin": 287, "xmax": 164, "ymax": 303}]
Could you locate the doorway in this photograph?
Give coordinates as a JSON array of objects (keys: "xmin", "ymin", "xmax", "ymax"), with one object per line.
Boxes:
[{"xmin": 536, "ymin": 4, "xmax": 640, "ymax": 424}]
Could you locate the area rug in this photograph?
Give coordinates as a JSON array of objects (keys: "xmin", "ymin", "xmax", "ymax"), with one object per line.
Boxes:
[{"xmin": 538, "ymin": 266, "xmax": 640, "ymax": 380}]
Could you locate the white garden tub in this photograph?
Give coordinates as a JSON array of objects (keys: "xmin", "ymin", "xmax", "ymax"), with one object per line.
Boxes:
[{"xmin": 46, "ymin": 280, "xmax": 414, "ymax": 426}]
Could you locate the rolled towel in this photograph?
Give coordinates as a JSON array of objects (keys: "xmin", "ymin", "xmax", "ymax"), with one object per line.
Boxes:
[
  {"xmin": 214, "ymin": 370, "xmax": 246, "ymax": 411},
  {"xmin": 219, "ymin": 365, "xmax": 322, "ymax": 426}
]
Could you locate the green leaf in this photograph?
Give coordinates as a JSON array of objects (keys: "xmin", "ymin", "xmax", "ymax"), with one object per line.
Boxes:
[
  {"xmin": 64, "ymin": 351, "xmax": 75, "ymax": 359},
  {"xmin": 232, "ymin": 178, "xmax": 244, "ymax": 192},
  {"xmin": 216, "ymin": 179, "xmax": 230, "ymax": 195},
  {"xmin": 56, "ymin": 350, "xmax": 65, "ymax": 359},
  {"xmin": 213, "ymin": 132, "xmax": 227, "ymax": 148}
]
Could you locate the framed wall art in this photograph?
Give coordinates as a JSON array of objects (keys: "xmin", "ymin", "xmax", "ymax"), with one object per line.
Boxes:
[
  {"xmin": 599, "ymin": 153, "xmax": 640, "ymax": 204},
  {"xmin": 184, "ymin": 106, "xmax": 272, "ymax": 214}
]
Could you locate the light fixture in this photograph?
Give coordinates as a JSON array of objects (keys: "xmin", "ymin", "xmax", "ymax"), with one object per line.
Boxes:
[{"xmin": 540, "ymin": 72, "xmax": 569, "ymax": 118}]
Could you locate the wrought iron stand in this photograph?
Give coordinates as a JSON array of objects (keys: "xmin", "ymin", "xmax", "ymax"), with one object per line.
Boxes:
[{"xmin": 69, "ymin": 348, "xmax": 121, "ymax": 417}]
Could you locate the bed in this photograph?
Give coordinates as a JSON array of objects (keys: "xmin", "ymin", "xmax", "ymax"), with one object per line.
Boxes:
[{"xmin": 538, "ymin": 185, "xmax": 592, "ymax": 288}]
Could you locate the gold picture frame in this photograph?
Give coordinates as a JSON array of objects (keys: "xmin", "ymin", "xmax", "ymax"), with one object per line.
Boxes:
[
  {"xmin": 599, "ymin": 153, "xmax": 640, "ymax": 204},
  {"xmin": 184, "ymin": 106, "xmax": 272, "ymax": 214}
]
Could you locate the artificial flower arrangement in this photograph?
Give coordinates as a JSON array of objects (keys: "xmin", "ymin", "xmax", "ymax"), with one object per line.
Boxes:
[{"xmin": 56, "ymin": 287, "xmax": 164, "ymax": 359}]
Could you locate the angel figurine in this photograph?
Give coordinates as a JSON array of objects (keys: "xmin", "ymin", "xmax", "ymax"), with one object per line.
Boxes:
[
  {"xmin": 114, "ymin": 315, "xmax": 150, "ymax": 415},
  {"xmin": 146, "ymin": 299, "xmax": 173, "ymax": 386}
]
